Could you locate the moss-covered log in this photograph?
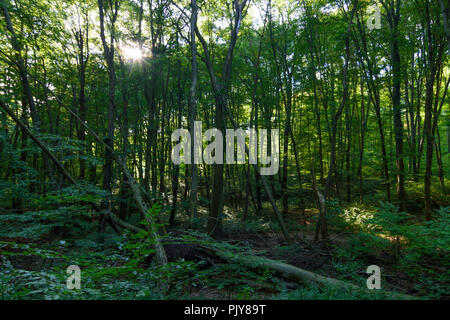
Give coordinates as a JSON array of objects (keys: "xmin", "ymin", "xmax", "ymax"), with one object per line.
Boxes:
[{"xmin": 200, "ymin": 244, "xmax": 415, "ymax": 300}]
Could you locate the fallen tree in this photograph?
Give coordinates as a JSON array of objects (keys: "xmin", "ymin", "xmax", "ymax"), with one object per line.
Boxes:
[
  {"xmin": 198, "ymin": 243, "xmax": 415, "ymax": 300},
  {"xmin": 0, "ymin": 99, "xmax": 415, "ymax": 299}
]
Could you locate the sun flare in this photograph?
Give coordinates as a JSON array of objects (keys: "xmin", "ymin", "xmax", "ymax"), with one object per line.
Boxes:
[{"xmin": 121, "ymin": 46, "xmax": 143, "ymax": 61}]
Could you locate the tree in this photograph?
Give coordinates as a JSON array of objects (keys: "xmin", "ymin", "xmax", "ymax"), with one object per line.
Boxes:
[{"xmin": 98, "ymin": 0, "xmax": 120, "ymax": 231}]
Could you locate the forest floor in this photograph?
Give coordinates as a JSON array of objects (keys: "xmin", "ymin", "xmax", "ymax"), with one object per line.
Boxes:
[{"xmin": 0, "ymin": 192, "xmax": 448, "ymax": 300}]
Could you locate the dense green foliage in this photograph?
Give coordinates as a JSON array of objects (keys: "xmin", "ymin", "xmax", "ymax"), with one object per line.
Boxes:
[{"xmin": 0, "ymin": 0, "xmax": 448, "ymax": 300}]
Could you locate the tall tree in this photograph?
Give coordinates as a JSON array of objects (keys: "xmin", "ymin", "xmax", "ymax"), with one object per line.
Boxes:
[
  {"xmin": 189, "ymin": 0, "xmax": 199, "ymax": 222},
  {"xmin": 380, "ymin": 0, "xmax": 406, "ymax": 208},
  {"xmin": 98, "ymin": 0, "xmax": 120, "ymax": 231}
]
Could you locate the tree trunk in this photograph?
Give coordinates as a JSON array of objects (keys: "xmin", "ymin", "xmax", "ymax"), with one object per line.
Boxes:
[
  {"xmin": 189, "ymin": 0, "xmax": 199, "ymax": 222},
  {"xmin": 98, "ymin": 0, "xmax": 119, "ymax": 231}
]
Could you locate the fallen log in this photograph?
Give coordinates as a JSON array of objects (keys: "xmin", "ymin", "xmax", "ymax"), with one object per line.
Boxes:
[
  {"xmin": 199, "ymin": 244, "xmax": 415, "ymax": 300},
  {"xmin": 109, "ymin": 211, "xmax": 143, "ymax": 233}
]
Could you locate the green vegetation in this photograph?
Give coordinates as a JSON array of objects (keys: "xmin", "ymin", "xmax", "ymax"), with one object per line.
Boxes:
[{"xmin": 0, "ymin": 0, "xmax": 449, "ymax": 300}]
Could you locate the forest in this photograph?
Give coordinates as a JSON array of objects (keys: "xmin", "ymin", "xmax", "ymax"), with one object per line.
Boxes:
[{"xmin": 0, "ymin": 0, "xmax": 448, "ymax": 301}]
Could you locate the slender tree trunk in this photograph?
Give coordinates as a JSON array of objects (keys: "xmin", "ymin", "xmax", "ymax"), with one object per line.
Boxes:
[
  {"xmin": 440, "ymin": 0, "xmax": 450, "ymax": 53},
  {"xmin": 195, "ymin": 0, "xmax": 249, "ymax": 237},
  {"xmin": 98, "ymin": 0, "xmax": 119, "ymax": 231},
  {"xmin": 357, "ymin": 80, "xmax": 369, "ymax": 203},
  {"xmin": 422, "ymin": 0, "xmax": 441, "ymax": 220},
  {"xmin": 74, "ymin": 11, "xmax": 90, "ymax": 180},
  {"xmin": 189, "ymin": 0, "xmax": 199, "ymax": 222}
]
